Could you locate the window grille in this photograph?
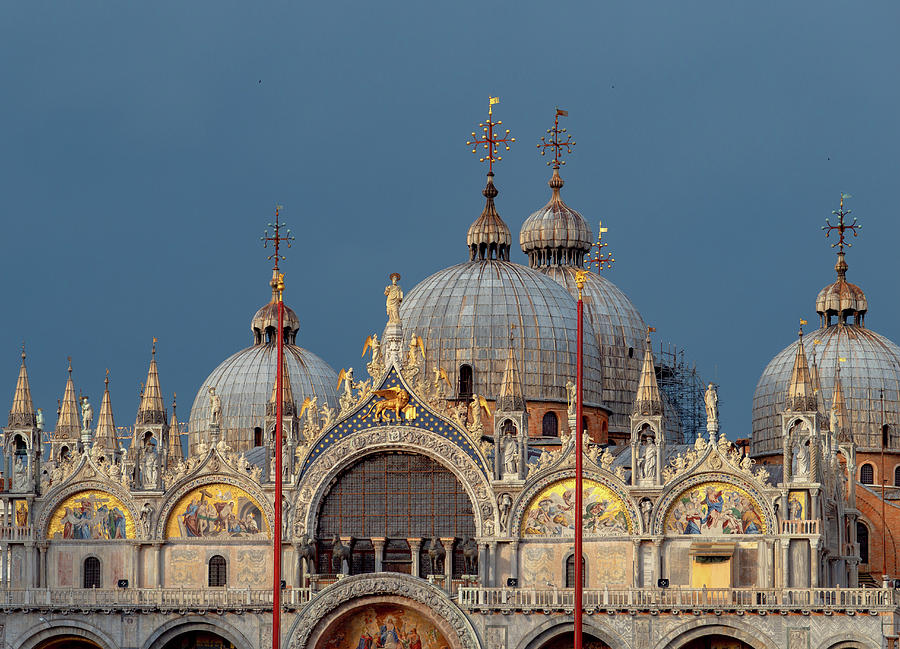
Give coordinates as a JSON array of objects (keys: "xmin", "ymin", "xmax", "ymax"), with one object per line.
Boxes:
[
  {"xmin": 209, "ymin": 555, "xmax": 227, "ymax": 587},
  {"xmin": 542, "ymin": 412, "xmax": 559, "ymax": 437},
  {"xmin": 83, "ymin": 557, "xmax": 101, "ymax": 589},
  {"xmin": 860, "ymin": 463, "xmax": 875, "ymax": 485}
]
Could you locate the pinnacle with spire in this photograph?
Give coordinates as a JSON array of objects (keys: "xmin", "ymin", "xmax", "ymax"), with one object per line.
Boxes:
[
  {"xmin": 56, "ymin": 358, "xmax": 80, "ymax": 439},
  {"xmin": 94, "ymin": 370, "xmax": 118, "ymax": 452},
  {"xmin": 633, "ymin": 332, "xmax": 663, "ymax": 417},
  {"xmin": 8, "ymin": 346, "xmax": 36, "ymax": 429},
  {"xmin": 498, "ymin": 329, "xmax": 526, "ymax": 412},
  {"xmin": 786, "ymin": 326, "xmax": 818, "ymax": 412},
  {"xmin": 168, "ymin": 393, "xmax": 184, "ymax": 466},
  {"xmin": 830, "ymin": 362, "xmax": 851, "ymax": 443},
  {"xmin": 137, "ymin": 339, "xmax": 167, "ymax": 426},
  {"xmin": 268, "ymin": 364, "xmax": 296, "ymax": 417}
]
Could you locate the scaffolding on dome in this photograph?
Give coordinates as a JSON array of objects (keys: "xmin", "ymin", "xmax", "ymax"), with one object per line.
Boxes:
[{"xmin": 655, "ymin": 341, "xmax": 706, "ymax": 444}]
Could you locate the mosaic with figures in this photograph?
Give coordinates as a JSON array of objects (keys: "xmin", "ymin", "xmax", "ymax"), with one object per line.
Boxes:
[
  {"xmin": 521, "ymin": 478, "xmax": 632, "ymax": 536},
  {"xmin": 300, "ymin": 368, "xmax": 484, "ymax": 477},
  {"xmin": 47, "ymin": 490, "xmax": 135, "ymax": 540},
  {"xmin": 316, "ymin": 604, "xmax": 450, "ymax": 649},
  {"xmin": 665, "ymin": 482, "xmax": 766, "ymax": 535},
  {"xmin": 165, "ymin": 483, "xmax": 268, "ymax": 539}
]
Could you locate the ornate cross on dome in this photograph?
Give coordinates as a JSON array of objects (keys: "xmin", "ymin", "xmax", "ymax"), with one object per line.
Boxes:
[
  {"xmin": 538, "ymin": 108, "xmax": 575, "ymax": 169},
  {"xmin": 466, "ymin": 96, "xmax": 515, "ymax": 174},
  {"xmin": 586, "ymin": 220, "xmax": 614, "ymax": 272},
  {"xmin": 261, "ymin": 205, "xmax": 294, "ymax": 271},
  {"xmin": 822, "ymin": 193, "xmax": 861, "ymax": 254}
]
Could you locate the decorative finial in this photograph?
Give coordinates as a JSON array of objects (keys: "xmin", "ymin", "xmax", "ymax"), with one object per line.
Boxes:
[
  {"xmin": 575, "ymin": 269, "xmax": 587, "ymax": 298},
  {"xmin": 799, "ymin": 318, "xmax": 807, "ymax": 337},
  {"xmin": 152, "ymin": 337, "xmax": 157, "ymax": 357},
  {"xmin": 67, "ymin": 356, "xmax": 72, "ymax": 375},
  {"xmin": 646, "ymin": 326, "xmax": 656, "ymax": 345},
  {"xmin": 586, "ymin": 220, "xmax": 614, "ymax": 272},
  {"xmin": 261, "ymin": 204, "xmax": 295, "ymax": 272},
  {"xmin": 538, "ymin": 108, "xmax": 574, "ymax": 170},
  {"xmin": 822, "ymin": 193, "xmax": 860, "ymax": 255},
  {"xmin": 172, "ymin": 392, "xmax": 177, "ymax": 416},
  {"xmin": 21, "ymin": 341, "xmax": 26, "ymax": 362},
  {"xmin": 466, "ymin": 96, "xmax": 515, "ymax": 175},
  {"xmin": 105, "ymin": 368, "xmax": 109, "ymax": 388}
]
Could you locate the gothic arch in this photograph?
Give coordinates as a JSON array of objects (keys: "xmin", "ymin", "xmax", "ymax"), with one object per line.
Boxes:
[
  {"xmin": 140, "ymin": 615, "xmax": 253, "ymax": 649},
  {"xmin": 287, "ymin": 573, "xmax": 480, "ymax": 649},
  {"xmin": 153, "ymin": 470, "xmax": 273, "ymax": 539},
  {"xmin": 36, "ymin": 479, "xmax": 140, "ymax": 541},
  {"xmin": 510, "ymin": 469, "xmax": 638, "ymax": 537},
  {"xmin": 515, "ymin": 617, "xmax": 632, "ymax": 649},
  {"xmin": 12, "ymin": 620, "xmax": 117, "ymax": 649},
  {"xmin": 653, "ymin": 619, "xmax": 777, "ymax": 649},
  {"xmin": 651, "ymin": 471, "xmax": 776, "ymax": 537},
  {"xmin": 294, "ymin": 426, "xmax": 495, "ymax": 538}
]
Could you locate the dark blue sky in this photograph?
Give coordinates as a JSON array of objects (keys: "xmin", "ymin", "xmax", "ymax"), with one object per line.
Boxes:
[{"xmin": 1, "ymin": 2, "xmax": 898, "ymax": 439}]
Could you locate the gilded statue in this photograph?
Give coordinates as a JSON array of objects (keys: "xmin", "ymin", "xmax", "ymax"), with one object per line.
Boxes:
[
  {"xmin": 565, "ymin": 380, "xmax": 576, "ymax": 419},
  {"xmin": 704, "ymin": 383, "xmax": 718, "ymax": 429},
  {"xmin": 300, "ymin": 397, "xmax": 319, "ymax": 438},
  {"xmin": 468, "ymin": 393, "xmax": 492, "ymax": 435},
  {"xmin": 360, "ymin": 385, "xmax": 411, "ymax": 423},
  {"xmin": 385, "ymin": 272, "xmax": 403, "ymax": 325},
  {"xmin": 337, "ymin": 368, "xmax": 355, "ymax": 414},
  {"xmin": 430, "ymin": 366, "xmax": 452, "ymax": 401},
  {"xmin": 362, "ymin": 333, "xmax": 384, "ymax": 379}
]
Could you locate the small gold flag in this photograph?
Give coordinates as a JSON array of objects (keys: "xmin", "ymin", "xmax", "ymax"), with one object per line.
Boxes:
[
  {"xmin": 489, "ymin": 96, "xmax": 500, "ymax": 105},
  {"xmin": 800, "ymin": 319, "xmax": 808, "ymax": 325},
  {"xmin": 648, "ymin": 327, "xmax": 657, "ymax": 333}
]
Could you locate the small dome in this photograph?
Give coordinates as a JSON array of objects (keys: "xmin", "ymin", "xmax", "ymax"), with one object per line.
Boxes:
[
  {"xmin": 466, "ymin": 173, "xmax": 511, "ymax": 261},
  {"xmin": 815, "ymin": 254, "xmax": 867, "ymax": 326},
  {"xmin": 399, "ymin": 260, "xmax": 603, "ymax": 406},
  {"xmin": 752, "ymin": 325, "xmax": 900, "ymax": 456},
  {"xmin": 251, "ymin": 271, "xmax": 301, "ymax": 344},
  {"xmin": 520, "ymin": 170, "xmax": 593, "ymax": 267}
]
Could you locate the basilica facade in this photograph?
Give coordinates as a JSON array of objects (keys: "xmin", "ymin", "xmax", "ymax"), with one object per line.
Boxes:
[{"xmin": 1, "ymin": 135, "xmax": 898, "ymax": 649}]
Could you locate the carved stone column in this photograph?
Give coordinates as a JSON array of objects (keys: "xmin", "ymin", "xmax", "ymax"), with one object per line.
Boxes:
[
  {"xmin": 489, "ymin": 541, "xmax": 498, "ymax": 586},
  {"xmin": 783, "ymin": 439, "xmax": 792, "ymax": 484},
  {"xmin": 440, "ymin": 538, "xmax": 455, "ymax": 585},
  {"xmin": 779, "ymin": 539, "xmax": 790, "ymax": 588},
  {"xmin": 478, "ymin": 543, "xmax": 489, "ymax": 585},
  {"xmin": 810, "ymin": 540, "xmax": 820, "ymax": 587},
  {"xmin": 848, "ymin": 558, "xmax": 859, "ymax": 587},
  {"xmin": 152, "ymin": 542, "xmax": 164, "ymax": 588},
  {"xmin": 132, "ymin": 543, "xmax": 141, "ymax": 588},
  {"xmin": 509, "ymin": 540, "xmax": 519, "ymax": 584},
  {"xmin": 36, "ymin": 541, "xmax": 48, "ymax": 588},
  {"xmin": 372, "ymin": 537, "xmax": 386, "ymax": 573},
  {"xmin": 632, "ymin": 539, "xmax": 641, "ymax": 587},
  {"xmin": 0, "ymin": 543, "xmax": 7, "ymax": 587},
  {"xmin": 25, "ymin": 541, "xmax": 34, "ymax": 588},
  {"xmin": 408, "ymin": 538, "xmax": 422, "ymax": 578},
  {"xmin": 651, "ymin": 538, "xmax": 662, "ymax": 586}
]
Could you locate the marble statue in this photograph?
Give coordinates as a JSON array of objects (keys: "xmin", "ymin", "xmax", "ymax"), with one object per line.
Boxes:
[
  {"xmin": 469, "ymin": 394, "xmax": 491, "ymax": 435},
  {"xmin": 363, "ymin": 333, "xmax": 383, "ymax": 379},
  {"xmin": 81, "ymin": 397, "xmax": 93, "ymax": 431},
  {"xmin": 694, "ymin": 432, "xmax": 707, "ymax": 451},
  {"xmin": 794, "ymin": 441, "xmax": 810, "ymax": 480},
  {"xmin": 640, "ymin": 499, "xmax": 653, "ymax": 530},
  {"xmin": 705, "ymin": 383, "xmax": 718, "ymax": 430},
  {"xmin": 502, "ymin": 435, "xmax": 518, "ymax": 476},
  {"xmin": 830, "ymin": 401, "xmax": 839, "ymax": 437},
  {"xmin": 453, "ymin": 401, "xmax": 468, "ymax": 429},
  {"xmin": 139, "ymin": 502, "xmax": 154, "ymax": 535},
  {"xmin": 384, "ymin": 272, "xmax": 403, "ymax": 324},
  {"xmin": 208, "ymin": 387, "xmax": 221, "ymax": 427},
  {"xmin": 338, "ymin": 368, "xmax": 355, "ymax": 413},
  {"xmin": 35, "ymin": 408, "xmax": 43, "ymax": 432},
  {"xmin": 430, "ymin": 366, "xmax": 452, "ymax": 401},
  {"xmin": 641, "ymin": 437, "xmax": 657, "ymax": 480},
  {"xmin": 320, "ymin": 403, "xmax": 336, "ymax": 430},
  {"xmin": 499, "ymin": 492, "xmax": 512, "ymax": 531},
  {"xmin": 141, "ymin": 442, "xmax": 159, "ymax": 488},
  {"xmin": 12, "ymin": 455, "xmax": 28, "ymax": 492},
  {"xmin": 565, "ymin": 380, "xmax": 576, "ymax": 418}
]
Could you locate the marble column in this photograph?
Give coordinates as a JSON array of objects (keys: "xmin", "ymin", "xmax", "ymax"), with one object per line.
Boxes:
[
  {"xmin": 36, "ymin": 541, "xmax": 48, "ymax": 588},
  {"xmin": 779, "ymin": 539, "xmax": 790, "ymax": 588},
  {"xmin": 489, "ymin": 541, "xmax": 498, "ymax": 586},
  {"xmin": 25, "ymin": 542, "xmax": 34, "ymax": 588},
  {"xmin": 440, "ymin": 538, "xmax": 455, "ymax": 586},
  {"xmin": 478, "ymin": 543, "xmax": 488, "ymax": 585},
  {"xmin": 154, "ymin": 543, "xmax": 165, "ymax": 588},
  {"xmin": 632, "ymin": 540, "xmax": 641, "ymax": 587},
  {"xmin": 810, "ymin": 541, "xmax": 819, "ymax": 587},
  {"xmin": 372, "ymin": 538, "xmax": 386, "ymax": 573},
  {"xmin": 408, "ymin": 538, "xmax": 422, "ymax": 578},
  {"xmin": 132, "ymin": 543, "xmax": 141, "ymax": 588},
  {"xmin": 508, "ymin": 540, "xmax": 519, "ymax": 584},
  {"xmin": 651, "ymin": 539, "xmax": 662, "ymax": 586},
  {"xmin": 1, "ymin": 543, "xmax": 7, "ymax": 587}
]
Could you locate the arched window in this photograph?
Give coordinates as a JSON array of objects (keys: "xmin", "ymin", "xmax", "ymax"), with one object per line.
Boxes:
[
  {"xmin": 317, "ymin": 452, "xmax": 476, "ymax": 578},
  {"xmin": 253, "ymin": 427, "xmax": 263, "ymax": 447},
  {"xmin": 860, "ymin": 463, "xmax": 875, "ymax": 485},
  {"xmin": 542, "ymin": 412, "xmax": 559, "ymax": 437},
  {"xmin": 565, "ymin": 554, "xmax": 585, "ymax": 587},
  {"xmin": 209, "ymin": 555, "xmax": 227, "ymax": 587},
  {"xmin": 83, "ymin": 557, "xmax": 101, "ymax": 589},
  {"xmin": 894, "ymin": 465, "xmax": 900, "ymax": 487},
  {"xmin": 458, "ymin": 365, "xmax": 474, "ymax": 400},
  {"xmin": 857, "ymin": 522, "xmax": 870, "ymax": 564},
  {"xmin": 501, "ymin": 419, "xmax": 517, "ymax": 435}
]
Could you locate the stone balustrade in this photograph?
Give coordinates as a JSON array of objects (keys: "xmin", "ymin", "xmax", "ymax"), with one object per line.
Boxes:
[
  {"xmin": 0, "ymin": 587, "xmax": 311, "ymax": 611},
  {"xmin": 0, "ymin": 525, "xmax": 32, "ymax": 540},
  {"xmin": 780, "ymin": 518, "xmax": 820, "ymax": 534},
  {"xmin": 458, "ymin": 586, "xmax": 899, "ymax": 613}
]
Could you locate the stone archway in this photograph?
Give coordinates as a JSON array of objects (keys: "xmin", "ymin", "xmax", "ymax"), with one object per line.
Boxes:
[
  {"xmin": 33, "ymin": 639, "xmax": 103, "ymax": 649},
  {"xmin": 516, "ymin": 618, "xmax": 629, "ymax": 649},
  {"xmin": 655, "ymin": 621, "xmax": 777, "ymax": 649},
  {"xmin": 13, "ymin": 622, "xmax": 116, "ymax": 649},
  {"xmin": 141, "ymin": 616, "xmax": 253, "ymax": 649}
]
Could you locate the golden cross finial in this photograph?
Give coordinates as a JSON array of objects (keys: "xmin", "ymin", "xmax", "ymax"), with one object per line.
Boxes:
[
  {"xmin": 467, "ymin": 96, "xmax": 515, "ymax": 174},
  {"xmin": 262, "ymin": 204, "xmax": 294, "ymax": 272},
  {"xmin": 537, "ymin": 108, "xmax": 574, "ymax": 169},
  {"xmin": 822, "ymin": 193, "xmax": 861, "ymax": 254},
  {"xmin": 586, "ymin": 220, "xmax": 614, "ymax": 272}
]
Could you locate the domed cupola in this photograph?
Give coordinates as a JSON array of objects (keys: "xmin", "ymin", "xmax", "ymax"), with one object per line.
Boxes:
[
  {"xmin": 752, "ymin": 195, "xmax": 900, "ymax": 456},
  {"xmin": 466, "ymin": 172, "xmax": 511, "ymax": 261},
  {"xmin": 251, "ymin": 270, "xmax": 301, "ymax": 345},
  {"xmin": 520, "ymin": 168, "xmax": 593, "ymax": 267},
  {"xmin": 815, "ymin": 252, "xmax": 868, "ymax": 327}
]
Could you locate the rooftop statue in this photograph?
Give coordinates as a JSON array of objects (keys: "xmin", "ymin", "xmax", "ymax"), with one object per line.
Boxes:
[
  {"xmin": 81, "ymin": 397, "xmax": 93, "ymax": 431},
  {"xmin": 385, "ymin": 272, "xmax": 403, "ymax": 325},
  {"xmin": 208, "ymin": 387, "xmax": 222, "ymax": 427},
  {"xmin": 705, "ymin": 382, "xmax": 718, "ymax": 431}
]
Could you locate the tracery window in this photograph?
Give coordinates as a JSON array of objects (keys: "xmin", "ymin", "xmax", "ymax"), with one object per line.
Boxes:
[
  {"xmin": 860, "ymin": 463, "xmax": 875, "ymax": 485},
  {"xmin": 209, "ymin": 555, "xmax": 227, "ymax": 587},
  {"xmin": 83, "ymin": 557, "xmax": 101, "ymax": 589},
  {"xmin": 542, "ymin": 412, "xmax": 559, "ymax": 437},
  {"xmin": 316, "ymin": 452, "xmax": 476, "ymax": 577}
]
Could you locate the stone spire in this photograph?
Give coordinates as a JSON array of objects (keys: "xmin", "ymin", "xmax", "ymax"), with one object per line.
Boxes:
[
  {"xmin": 168, "ymin": 394, "xmax": 183, "ymax": 465},
  {"xmin": 497, "ymin": 331, "xmax": 525, "ymax": 412},
  {"xmin": 94, "ymin": 371, "xmax": 118, "ymax": 452},
  {"xmin": 267, "ymin": 363, "xmax": 296, "ymax": 417},
  {"xmin": 808, "ymin": 347, "xmax": 825, "ymax": 413},
  {"xmin": 137, "ymin": 339, "xmax": 167, "ymax": 426},
  {"xmin": 786, "ymin": 329, "xmax": 817, "ymax": 412},
  {"xmin": 633, "ymin": 334, "xmax": 663, "ymax": 417},
  {"xmin": 8, "ymin": 347, "xmax": 36, "ymax": 429},
  {"xmin": 56, "ymin": 359, "xmax": 80, "ymax": 439},
  {"xmin": 830, "ymin": 362, "xmax": 851, "ymax": 443}
]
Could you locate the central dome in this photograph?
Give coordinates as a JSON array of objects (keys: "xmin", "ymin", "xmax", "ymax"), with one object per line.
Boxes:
[{"xmin": 399, "ymin": 259, "xmax": 603, "ymax": 405}]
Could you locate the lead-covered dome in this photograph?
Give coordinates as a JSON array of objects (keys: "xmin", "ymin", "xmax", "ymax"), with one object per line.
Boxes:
[
  {"xmin": 399, "ymin": 260, "xmax": 603, "ymax": 405},
  {"xmin": 520, "ymin": 169, "xmax": 593, "ymax": 267},
  {"xmin": 752, "ymin": 253, "xmax": 900, "ymax": 456},
  {"xmin": 188, "ymin": 278, "xmax": 339, "ymax": 454}
]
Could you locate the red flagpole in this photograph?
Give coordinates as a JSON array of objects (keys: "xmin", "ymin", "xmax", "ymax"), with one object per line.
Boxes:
[
  {"xmin": 273, "ymin": 275, "xmax": 284, "ymax": 649},
  {"xmin": 574, "ymin": 275, "xmax": 585, "ymax": 649}
]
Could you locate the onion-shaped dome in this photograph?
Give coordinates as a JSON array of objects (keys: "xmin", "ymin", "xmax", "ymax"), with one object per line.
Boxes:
[
  {"xmin": 466, "ymin": 173, "xmax": 511, "ymax": 261},
  {"xmin": 815, "ymin": 253, "xmax": 868, "ymax": 327},
  {"xmin": 188, "ymin": 281, "xmax": 339, "ymax": 454},
  {"xmin": 399, "ymin": 260, "xmax": 604, "ymax": 406},
  {"xmin": 752, "ymin": 255, "xmax": 900, "ymax": 456},
  {"xmin": 251, "ymin": 271, "xmax": 301, "ymax": 344},
  {"xmin": 520, "ymin": 169, "xmax": 593, "ymax": 267}
]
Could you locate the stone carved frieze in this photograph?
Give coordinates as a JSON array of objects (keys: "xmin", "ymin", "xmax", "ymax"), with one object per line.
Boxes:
[
  {"xmin": 288, "ymin": 573, "xmax": 480, "ymax": 649},
  {"xmin": 295, "ymin": 426, "xmax": 494, "ymax": 539}
]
